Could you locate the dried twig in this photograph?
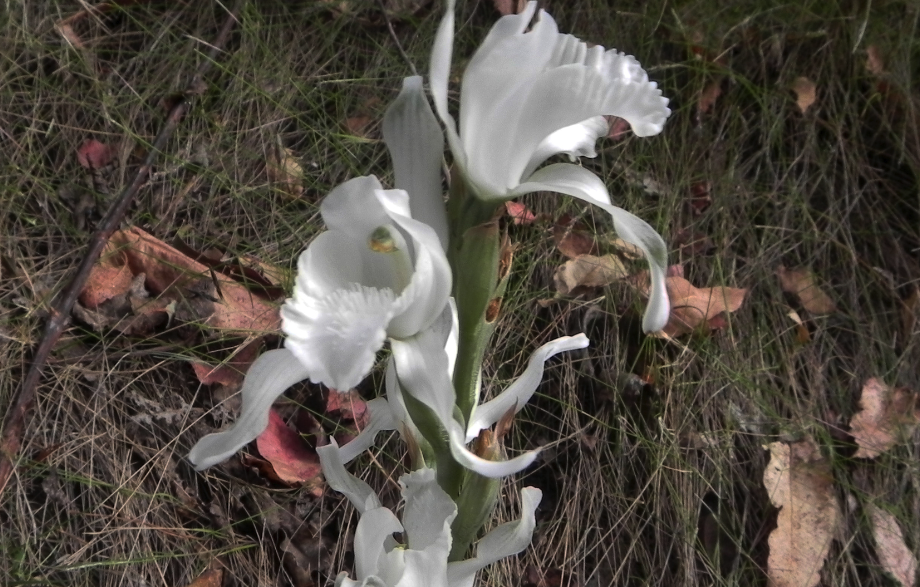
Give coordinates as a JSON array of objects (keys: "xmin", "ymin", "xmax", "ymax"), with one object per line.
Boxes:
[{"xmin": 0, "ymin": 1, "xmax": 243, "ymax": 496}]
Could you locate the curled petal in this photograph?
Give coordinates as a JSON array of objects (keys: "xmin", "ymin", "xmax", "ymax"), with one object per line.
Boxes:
[
  {"xmin": 383, "ymin": 76, "xmax": 449, "ymax": 249},
  {"xmin": 189, "ymin": 349, "xmax": 310, "ymax": 470},
  {"xmin": 337, "ymin": 397, "xmax": 399, "ymax": 464},
  {"xmin": 317, "ymin": 439, "xmax": 382, "ymax": 514},
  {"xmin": 452, "ymin": 1, "xmax": 669, "ymax": 197},
  {"xmin": 353, "ymin": 507, "xmax": 406, "ymax": 583},
  {"xmin": 447, "ymin": 487, "xmax": 542, "ymax": 587},
  {"xmin": 466, "ymin": 334, "xmax": 589, "ymax": 442},
  {"xmin": 513, "ymin": 163, "xmax": 669, "ymax": 333},
  {"xmin": 390, "ymin": 333, "xmax": 539, "ymax": 479},
  {"xmin": 400, "ymin": 468, "xmax": 457, "ymax": 554}
]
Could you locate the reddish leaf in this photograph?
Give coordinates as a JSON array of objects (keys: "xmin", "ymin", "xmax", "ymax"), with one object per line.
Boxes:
[
  {"xmin": 689, "ymin": 181, "xmax": 712, "ymax": 215},
  {"xmin": 606, "ymin": 115, "xmax": 631, "ymax": 141},
  {"xmin": 191, "ymin": 339, "xmax": 263, "ymax": 387},
  {"xmin": 256, "ymin": 410, "xmax": 324, "ymax": 486},
  {"xmin": 77, "ymin": 139, "xmax": 116, "ymax": 169},
  {"xmin": 326, "ymin": 390, "xmax": 369, "ymax": 429},
  {"xmin": 104, "ymin": 227, "xmax": 280, "ymax": 333},
  {"xmin": 78, "ymin": 253, "xmax": 134, "ymax": 308},
  {"xmin": 182, "ymin": 567, "xmax": 222, "ymax": 587},
  {"xmin": 492, "ymin": 0, "xmax": 526, "ymax": 15},
  {"xmin": 505, "ymin": 201, "xmax": 537, "ymax": 225}
]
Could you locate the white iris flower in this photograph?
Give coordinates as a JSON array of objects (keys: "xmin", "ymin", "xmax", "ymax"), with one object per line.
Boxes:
[
  {"xmin": 318, "ymin": 439, "xmax": 542, "ymax": 587},
  {"xmin": 431, "ymin": 0, "xmax": 672, "ymax": 332}
]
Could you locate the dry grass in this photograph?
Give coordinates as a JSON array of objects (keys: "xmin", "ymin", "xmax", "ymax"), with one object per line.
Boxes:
[{"xmin": 2, "ymin": 0, "xmax": 919, "ymax": 586}]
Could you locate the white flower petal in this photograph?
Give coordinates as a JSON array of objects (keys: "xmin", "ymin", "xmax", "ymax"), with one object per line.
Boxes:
[
  {"xmin": 317, "ymin": 439, "xmax": 383, "ymax": 514},
  {"xmin": 400, "ymin": 468, "xmax": 457, "ymax": 551},
  {"xmin": 513, "ymin": 163, "xmax": 669, "ymax": 333},
  {"xmin": 453, "ymin": 4, "xmax": 669, "ymax": 197},
  {"xmin": 354, "ymin": 507, "xmax": 405, "ymax": 582},
  {"xmin": 466, "ymin": 334, "xmax": 589, "ymax": 442},
  {"xmin": 188, "ymin": 349, "xmax": 310, "ymax": 470},
  {"xmin": 459, "ymin": 1, "xmax": 556, "ymax": 163},
  {"xmin": 391, "ymin": 333, "xmax": 539, "ymax": 479},
  {"xmin": 337, "ymin": 397, "xmax": 399, "ymax": 464},
  {"xmin": 522, "ymin": 116, "xmax": 609, "ymax": 179},
  {"xmin": 429, "ymin": 0, "xmax": 467, "ymax": 171},
  {"xmin": 383, "ymin": 76, "xmax": 449, "ymax": 250},
  {"xmin": 384, "ymin": 208, "xmax": 453, "ymax": 339},
  {"xmin": 282, "ymin": 283, "xmax": 394, "ymax": 391},
  {"xmin": 321, "ymin": 176, "xmax": 394, "ymax": 237},
  {"xmin": 447, "ymin": 487, "xmax": 542, "ymax": 587}
]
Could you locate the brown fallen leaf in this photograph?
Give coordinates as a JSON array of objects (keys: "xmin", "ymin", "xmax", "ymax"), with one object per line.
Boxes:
[
  {"xmin": 105, "ymin": 227, "xmax": 280, "ymax": 334},
  {"xmin": 866, "ymin": 45, "xmax": 885, "ymax": 77},
  {"xmin": 266, "ymin": 145, "xmax": 304, "ymax": 198},
  {"xmin": 698, "ymin": 79, "xmax": 723, "ymax": 116},
  {"xmin": 182, "ymin": 567, "xmax": 222, "ymax": 587},
  {"xmin": 868, "ymin": 504, "xmax": 917, "ymax": 587},
  {"xmin": 326, "ymin": 389, "xmax": 371, "ymax": 446},
  {"xmin": 689, "ymin": 181, "xmax": 712, "ymax": 215},
  {"xmin": 554, "ymin": 254, "xmax": 628, "ymax": 296},
  {"xmin": 505, "ymin": 201, "xmax": 537, "ymax": 225},
  {"xmin": 776, "ymin": 265, "xmax": 836, "ymax": 315},
  {"xmin": 256, "ymin": 409, "xmax": 324, "ymax": 488},
  {"xmin": 763, "ymin": 438, "xmax": 841, "ymax": 587},
  {"xmin": 633, "ymin": 272, "xmax": 746, "ymax": 337},
  {"xmin": 553, "ymin": 215, "xmax": 598, "ymax": 259},
  {"xmin": 849, "ymin": 378, "xmax": 920, "ymax": 459},
  {"xmin": 792, "ymin": 77, "xmax": 817, "ymax": 114}
]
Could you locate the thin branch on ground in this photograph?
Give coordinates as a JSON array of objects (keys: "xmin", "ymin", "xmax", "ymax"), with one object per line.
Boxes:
[{"xmin": 0, "ymin": 0, "xmax": 244, "ymax": 497}]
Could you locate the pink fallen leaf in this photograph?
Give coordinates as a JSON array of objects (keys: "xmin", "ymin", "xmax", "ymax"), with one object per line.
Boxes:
[
  {"xmin": 850, "ymin": 378, "xmax": 920, "ymax": 459},
  {"xmin": 868, "ymin": 504, "xmax": 917, "ymax": 587},
  {"xmin": 326, "ymin": 389, "xmax": 369, "ymax": 429},
  {"xmin": 191, "ymin": 339, "xmax": 263, "ymax": 387},
  {"xmin": 77, "ymin": 139, "xmax": 116, "ymax": 169},
  {"xmin": 256, "ymin": 410, "xmax": 324, "ymax": 486},
  {"xmin": 505, "ymin": 201, "xmax": 537, "ymax": 225}
]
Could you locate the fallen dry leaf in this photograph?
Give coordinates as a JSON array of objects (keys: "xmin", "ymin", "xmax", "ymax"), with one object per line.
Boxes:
[
  {"xmin": 763, "ymin": 438, "xmax": 841, "ymax": 587},
  {"xmin": 505, "ymin": 201, "xmax": 537, "ymax": 225},
  {"xmin": 689, "ymin": 181, "xmax": 712, "ymax": 215},
  {"xmin": 182, "ymin": 567, "xmax": 223, "ymax": 587},
  {"xmin": 103, "ymin": 227, "xmax": 280, "ymax": 333},
  {"xmin": 792, "ymin": 77, "xmax": 817, "ymax": 113},
  {"xmin": 191, "ymin": 339, "xmax": 263, "ymax": 387},
  {"xmin": 868, "ymin": 504, "xmax": 917, "ymax": 587},
  {"xmin": 776, "ymin": 265, "xmax": 836, "ymax": 315},
  {"xmin": 256, "ymin": 409, "xmax": 324, "ymax": 487},
  {"xmin": 866, "ymin": 45, "xmax": 885, "ymax": 77},
  {"xmin": 554, "ymin": 254, "xmax": 628, "ymax": 296},
  {"xmin": 634, "ymin": 272, "xmax": 746, "ymax": 337},
  {"xmin": 266, "ymin": 145, "xmax": 304, "ymax": 198},
  {"xmin": 79, "ymin": 258, "xmax": 134, "ymax": 308},
  {"xmin": 77, "ymin": 139, "xmax": 116, "ymax": 169},
  {"xmin": 850, "ymin": 378, "xmax": 920, "ymax": 459},
  {"xmin": 493, "ymin": 0, "xmax": 527, "ymax": 15},
  {"xmin": 553, "ymin": 215, "xmax": 598, "ymax": 259},
  {"xmin": 606, "ymin": 115, "xmax": 631, "ymax": 141},
  {"xmin": 698, "ymin": 79, "xmax": 723, "ymax": 115}
]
